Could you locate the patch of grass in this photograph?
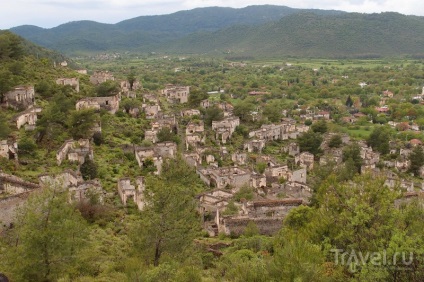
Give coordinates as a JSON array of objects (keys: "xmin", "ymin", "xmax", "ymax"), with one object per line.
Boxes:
[{"xmin": 347, "ymin": 128, "xmax": 372, "ymax": 139}]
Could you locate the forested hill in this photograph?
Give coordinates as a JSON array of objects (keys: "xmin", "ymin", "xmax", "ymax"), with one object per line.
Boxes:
[
  {"xmin": 9, "ymin": 5, "xmax": 344, "ymax": 55},
  {"xmin": 0, "ymin": 30, "xmax": 69, "ymax": 65},
  {"xmin": 164, "ymin": 12, "xmax": 424, "ymax": 58},
  {"xmin": 9, "ymin": 7, "xmax": 424, "ymax": 58},
  {"xmin": 0, "ymin": 30, "xmax": 75, "ymax": 98}
]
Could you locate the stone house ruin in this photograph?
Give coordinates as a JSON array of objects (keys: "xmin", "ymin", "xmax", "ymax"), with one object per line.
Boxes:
[
  {"xmin": 241, "ymin": 198, "xmax": 305, "ymax": 219},
  {"xmin": 89, "ymin": 71, "xmax": 115, "ymax": 85},
  {"xmin": 217, "ymin": 102, "xmax": 234, "ymax": 117},
  {"xmin": 185, "ymin": 120, "xmax": 205, "ymax": 149},
  {"xmin": 14, "ymin": 106, "xmax": 41, "ymax": 130},
  {"xmin": 295, "ymin": 152, "xmax": 314, "ymax": 170},
  {"xmin": 264, "ymin": 164, "xmax": 307, "ymax": 184},
  {"xmin": 198, "ymin": 189, "xmax": 233, "ymax": 215},
  {"xmin": 359, "ymin": 143, "xmax": 380, "ymax": 171},
  {"xmin": 248, "ymin": 119, "xmax": 307, "ymax": 142},
  {"xmin": 244, "ymin": 139, "xmax": 266, "ymax": 153},
  {"xmin": 69, "ymin": 179, "xmax": 104, "ymax": 202},
  {"xmin": 250, "ymin": 173, "xmax": 267, "ymax": 189},
  {"xmin": 2, "ymin": 85, "xmax": 35, "ymax": 110},
  {"xmin": 76, "ymin": 94, "xmax": 120, "ymax": 114},
  {"xmin": 145, "ymin": 115, "xmax": 178, "ymax": 144},
  {"xmin": 212, "ymin": 117, "xmax": 240, "ymax": 144},
  {"xmin": 183, "ymin": 152, "xmax": 202, "ymax": 167},
  {"xmin": 117, "ymin": 177, "xmax": 145, "ymax": 210},
  {"xmin": 217, "ymin": 198, "xmax": 304, "ymax": 236},
  {"xmin": 161, "ymin": 84, "xmax": 190, "ymax": 103},
  {"xmin": 56, "ymin": 139, "xmax": 93, "ymax": 165},
  {"xmin": 0, "ymin": 173, "xmax": 39, "ymax": 230},
  {"xmin": 142, "ymin": 94, "xmax": 159, "ymax": 104},
  {"xmin": 319, "ymin": 148, "xmax": 343, "ymax": 165},
  {"xmin": 39, "ymin": 170, "xmax": 105, "ymax": 203},
  {"xmin": 268, "ymin": 181, "xmax": 312, "ymax": 200},
  {"xmin": 56, "ymin": 78, "xmax": 80, "ymax": 92},
  {"xmin": 231, "ymin": 152, "xmax": 247, "ymax": 165},
  {"xmin": 181, "ymin": 109, "xmax": 201, "ymax": 117},
  {"xmin": 143, "ymin": 105, "xmax": 161, "ymax": 120},
  {"xmin": 286, "ymin": 142, "xmax": 300, "ymax": 156},
  {"xmin": 120, "ymin": 80, "xmax": 141, "ymax": 98},
  {"xmin": 200, "ymin": 99, "xmax": 211, "ymax": 108},
  {"xmin": 197, "ymin": 189, "xmax": 233, "ymax": 236},
  {"xmin": 135, "ymin": 142, "xmax": 177, "ymax": 174},
  {"xmin": 144, "ymin": 130, "xmax": 159, "ymax": 144},
  {"xmin": 0, "ymin": 140, "xmax": 18, "ymax": 161},
  {"xmin": 197, "ymin": 166, "xmax": 251, "ymax": 190},
  {"xmin": 151, "ymin": 116, "xmax": 178, "ymax": 133}
]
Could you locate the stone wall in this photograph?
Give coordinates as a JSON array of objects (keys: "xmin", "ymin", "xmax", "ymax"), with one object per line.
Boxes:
[
  {"xmin": 0, "ymin": 172, "xmax": 39, "ymax": 195},
  {"xmin": 221, "ymin": 217, "xmax": 283, "ymax": 236},
  {"xmin": 0, "ymin": 192, "xmax": 31, "ymax": 230}
]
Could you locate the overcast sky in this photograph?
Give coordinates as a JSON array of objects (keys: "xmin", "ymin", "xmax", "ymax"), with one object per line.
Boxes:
[{"xmin": 1, "ymin": 0, "xmax": 423, "ymax": 30}]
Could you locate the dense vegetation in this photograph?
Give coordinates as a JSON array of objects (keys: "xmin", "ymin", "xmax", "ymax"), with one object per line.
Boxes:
[{"xmin": 1, "ymin": 32, "xmax": 424, "ymax": 281}]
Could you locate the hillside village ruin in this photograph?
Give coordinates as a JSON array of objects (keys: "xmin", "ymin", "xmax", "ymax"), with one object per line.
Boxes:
[{"xmin": 2, "ymin": 65, "xmax": 424, "ymax": 237}]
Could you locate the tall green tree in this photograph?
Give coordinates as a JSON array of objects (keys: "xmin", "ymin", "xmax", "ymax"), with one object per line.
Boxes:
[
  {"xmin": 311, "ymin": 120, "xmax": 328, "ymax": 134},
  {"xmin": 297, "ymin": 130, "xmax": 323, "ymax": 156},
  {"xmin": 204, "ymin": 106, "xmax": 224, "ymax": 126},
  {"xmin": 188, "ymin": 89, "xmax": 208, "ymax": 107},
  {"xmin": 96, "ymin": 80, "xmax": 119, "ymax": 97},
  {"xmin": 408, "ymin": 145, "xmax": 424, "ymax": 176},
  {"xmin": 233, "ymin": 101, "xmax": 255, "ymax": 122},
  {"xmin": 367, "ymin": 126, "xmax": 391, "ymax": 155},
  {"xmin": 342, "ymin": 142, "xmax": 362, "ymax": 173},
  {"xmin": 36, "ymin": 92, "xmax": 73, "ymax": 144},
  {"xmin": 328, "ymin": 134, "xmax": 343, "ymax": 148},
  {"xmin": 0, "ymin": 185, "xmax": 88, "ymax": 281},
  {"xmin": 68, "ymin": 109, "xmax": 99, "ymax": 139},
  {"xmin": 0, "ymin": 31, "xmax": 23, "ymax": 60},
  {"xmin": 263, "ymin": 102, "xmax": 283, "ymax": 123},
  {"xmin": 157, "ymin": 127, "xmax": 179, "ymax": 143},
  {"xmin": 80, "ymin": 158, "xmax": 98, "ymax": 180},
  {"xmin": 133, "ymin": 176, "xmax": 200, "ymax": 266},
  {"xmin": 127, "ymin": 72, "xmax": 136, "ymax": 90}
]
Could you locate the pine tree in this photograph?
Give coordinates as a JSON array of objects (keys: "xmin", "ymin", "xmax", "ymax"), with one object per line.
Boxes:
[{"xmin": 1, "ymin": 185, "xmax": 87, "ymax": 281}]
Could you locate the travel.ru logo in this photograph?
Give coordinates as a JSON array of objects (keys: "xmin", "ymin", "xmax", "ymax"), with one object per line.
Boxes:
[{"xmin": 330, "ymin": 249, "xmax": 414, "ymax": 273}]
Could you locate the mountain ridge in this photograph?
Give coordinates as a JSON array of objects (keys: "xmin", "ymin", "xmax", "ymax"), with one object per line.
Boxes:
[
  {"xmin": 9, "ymin": 5, "xmax": 345, "ymax": 55},
  {"xmin": 9, "ymin": 6, "xmax": 424, "ymax": 58}
]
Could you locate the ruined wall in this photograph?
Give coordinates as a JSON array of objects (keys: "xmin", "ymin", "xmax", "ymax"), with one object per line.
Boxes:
[
  {"xmin": 0, "ymin": 173, "xmax": 39, "ymax": 194},
  {"xmin": 0, "ymin": 192, "xmax": 31, "ymax": 230},
  {"xmin": 222, "ymin": 217, "xmax": 283, "ymax": 236}
]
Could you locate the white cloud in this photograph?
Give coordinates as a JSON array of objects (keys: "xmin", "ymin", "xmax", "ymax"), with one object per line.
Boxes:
[{"xmin": 1, "ymin": 0, "xmax": 423, "ymax": 29}]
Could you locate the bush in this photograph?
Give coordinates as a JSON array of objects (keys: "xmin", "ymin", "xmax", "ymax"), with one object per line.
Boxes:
[
  {"xmin": 92, "ymin": 131, "xmax": 103, "ymax": 146},
  {"xmin": 80, "ymin": 158, "xmax": 98, "ymax": 180}
]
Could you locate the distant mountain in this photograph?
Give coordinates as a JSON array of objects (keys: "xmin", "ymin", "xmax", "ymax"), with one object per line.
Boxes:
[
  {"xmin": 10, "ymin": 5, "xmax": 344, "ymax": 55},
  {"xmin": 10, "ymin": 6, "xmax": 424, "ymax": 58},
  {"xmin": 163, "ymin": 12, "xmax": 424, "ymax": 58}
]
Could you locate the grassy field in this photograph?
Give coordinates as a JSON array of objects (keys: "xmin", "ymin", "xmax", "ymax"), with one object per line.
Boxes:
[{"xmin": 248, "ymin": 58, "xmax": 418, "ymax": 69}]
